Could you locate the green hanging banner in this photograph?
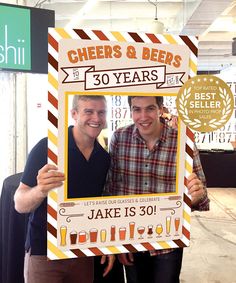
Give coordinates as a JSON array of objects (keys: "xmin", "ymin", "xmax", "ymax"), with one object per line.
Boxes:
[{"xmin": 0, "ymin": 4, "xmax": 31, "ymax": 70}]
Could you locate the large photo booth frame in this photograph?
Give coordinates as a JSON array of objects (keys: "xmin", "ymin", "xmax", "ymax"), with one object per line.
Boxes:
[{"xmin": 47, "ymin": 28, "xmax": 197, "ymax": 260}]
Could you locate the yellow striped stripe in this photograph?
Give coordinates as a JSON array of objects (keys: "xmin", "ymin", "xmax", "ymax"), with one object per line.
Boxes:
[
  {"xmin": 106, "ymin": 246, "xmax": 125, "ymax": 254},
  {"xmin": 48, "ymin": 129, "xmax": 58, "ymax": 147},
  {"xmin": 163, "ymin": 34, "xmax": 177, "ymax": 44},
  {"xmin": 48, "ymin": 73, "xmax": 58, "ymax": 90},
  {"xmin": 189, "ymin": 59, "xmax": 197, "ymax": 74},
  {"xmin": 183, "ymin": 210, "xmax": 191, "ymax": 224},
  {"xmin": 111, "ymin": 31, "xmax": 127, "ymax": 42},
  {"xmin": 55, "ymin": 28, "xmax": 72, "ymax": 39},
  {"xmin": 157, "ymin": 241, "xmax": 171, "ymax": 249},
  {"xmin": 48, "ymin": 241, "xmax": 68, "ymax": 259},
  {"xmin": 49, "ymin": 190, "xmax": 58, "ymax": 203},
  {"xmin": 67, "ymin": 90, "xmax": 177, "ymax": 97},
  {"xmin": 185, "ymin": 160, "xmax": 192, "ymax": 174}
]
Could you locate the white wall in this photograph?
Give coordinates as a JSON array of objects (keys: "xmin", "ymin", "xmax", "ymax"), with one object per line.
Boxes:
[
  {"xmin": 26, "ymin": 74, "xmax": 48, "ymax": 152},
  {"xmin": 0, "ymin": 72, "xmax": 48, "ymax": 194},
  {"xmin": 0, "ymin": 72, "xmax": 27, "ymax": 192},
  {"xmin": 0, "ymin": 72, "xmax": 16, "ymax": 190}
]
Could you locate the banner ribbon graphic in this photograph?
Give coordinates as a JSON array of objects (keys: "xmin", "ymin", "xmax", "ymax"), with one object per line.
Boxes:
[{"xmin": 62, "ymin": 65, "xmax": 185, "ymax": 90}]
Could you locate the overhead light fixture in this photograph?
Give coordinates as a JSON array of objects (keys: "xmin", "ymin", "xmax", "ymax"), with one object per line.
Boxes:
[
  {"xmin": 148, "ymin": 0, "xmax": 164, "ymax": 34},
  {"xmin": 150, "ymin": 19, "xmax": 164, "ymax": 34}
]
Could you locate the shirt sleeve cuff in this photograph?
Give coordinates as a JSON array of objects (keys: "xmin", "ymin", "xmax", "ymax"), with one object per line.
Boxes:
[{"xmin": 191, "ymin": 191, "xmax": 210, "ymax": 212}]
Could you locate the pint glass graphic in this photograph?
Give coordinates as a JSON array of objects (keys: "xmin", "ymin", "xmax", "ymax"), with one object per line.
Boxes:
[
  {"xmin": 110, "ymin": 225, "xmax": 116, "ymax": 241},
  {"xmin": 78, "ymin": 231, "xmax": 88, "ymax": 244},
  {"xmin": 119, "ymin": 227, "xmax": 126, "ymax": 241},
  {"xmin": 166, "ymin": 216, "xmax": 171, "ymax": 236},
  {"xmin": 100, "ymin": 229, "xmax": 107, "ymax": 242},
  {"xmin": 129, "ymin": 222, "xmax": 135, "ymax": 240},
  {"xmin": 70, "ymin": 230, "xmax": 77, "ymax": 245},
  {"xmin": 90, "ymin": 228, "xmax": 98, "ymax": 243},
  {"xmin": 60, "ymin": 225, "xmax": 67, "ymax": 246}
]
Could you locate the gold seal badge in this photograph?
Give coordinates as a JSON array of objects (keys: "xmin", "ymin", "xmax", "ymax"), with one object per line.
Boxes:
[{"xmin": 176, "ymin": 75, "xmax": 234, "ymax": 132}]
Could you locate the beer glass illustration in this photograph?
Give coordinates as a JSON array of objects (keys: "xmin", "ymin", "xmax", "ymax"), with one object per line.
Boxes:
[
  {"xmin": 78, "ymin": 230, "xmax": 88, "ymax": 244},
  {"xmin": 90, "ymin": 228, "xmax": 98, "ymax": 243},
  {"xmin": 60, "ymin": 225, "xmax": 67, "ymax": 246},
  {"xmin": 174, "ymin": 217, "xmax": 180, "ymax": 236},
  {"xmin": 100, "ymin": 229, "xmax": 107, "ymax": 242},
  {"xmin": 110, "ymin": 225, "xmax": 116, "ymax": 241},
  {"xmin": 156, "ymin": 224, "xmax": 163, "ymax": 238},
  {"xmin": 147, "ymin": 225, "xmax": 153, "ymax": 238},
  {"xmin": 129, "ymin": 222, "xmax": 135, "ymax": 240},
  {"xmin": 166, "ymin": 216, "xmax": 171, "ymax": 236},
  {"xmin": 119, "ymin": 227, "xmax": 126, "ymax": 241},
  {"xmin": 137, "ymin": 226, "xmax": 145, "ymax": 239},
  {"xmin": 70, "ymin": 230, "xmax": 77, "ymax": 245}
]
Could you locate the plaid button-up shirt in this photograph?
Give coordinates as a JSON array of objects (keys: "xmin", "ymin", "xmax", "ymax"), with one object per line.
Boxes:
[{"xmin": 105, "ymin": 122, "xmax": 209, "ymax": 256}]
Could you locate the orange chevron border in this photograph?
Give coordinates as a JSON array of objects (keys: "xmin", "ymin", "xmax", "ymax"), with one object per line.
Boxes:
[{"xmin": 47, "ymin": 28, "xmax": 196, "ymax": 259}]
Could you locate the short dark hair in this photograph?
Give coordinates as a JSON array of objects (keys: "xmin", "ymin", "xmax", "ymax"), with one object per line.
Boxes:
[
  {"xmin": 72, "ymin": 95, "xmax": 106, "ymax": 110},
  {"xmin": 128, "ymin": 96, "xmax": 163, "ymax": 108}
]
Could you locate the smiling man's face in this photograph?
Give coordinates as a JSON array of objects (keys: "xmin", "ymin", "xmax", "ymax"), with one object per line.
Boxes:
[
  {"xmin": 71, "ymin": 97, "xmax": 107, "ymax": 140},
  {"xmin": 130, "ymin": 96, "xmax": 163, "ymax": 141}
]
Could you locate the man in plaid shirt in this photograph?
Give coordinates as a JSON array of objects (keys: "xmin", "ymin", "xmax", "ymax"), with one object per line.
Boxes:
[{"xmin": 105, "ymin": 96, "xmax": 210, "ymax": 283}]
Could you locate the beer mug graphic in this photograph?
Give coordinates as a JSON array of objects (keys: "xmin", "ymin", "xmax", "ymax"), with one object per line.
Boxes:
[{"xmin": 78, "ymin": 230, "xmax": 88, "ymax": 244}]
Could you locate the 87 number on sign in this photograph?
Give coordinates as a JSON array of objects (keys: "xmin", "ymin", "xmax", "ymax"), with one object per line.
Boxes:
[{"xmin": 110, "ymin": 96, "xmax": 132, "ymax": 131}]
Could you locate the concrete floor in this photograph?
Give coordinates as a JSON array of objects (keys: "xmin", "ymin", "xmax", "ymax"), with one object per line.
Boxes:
[{"xmin": 180, "ymin": 188, "xmax": 236, "ymax": 283}]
